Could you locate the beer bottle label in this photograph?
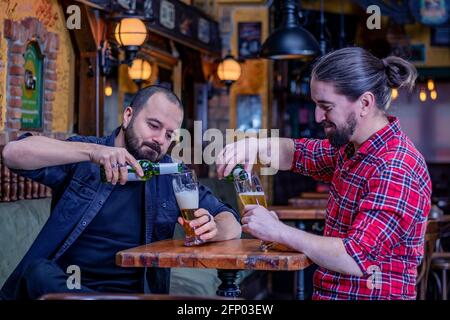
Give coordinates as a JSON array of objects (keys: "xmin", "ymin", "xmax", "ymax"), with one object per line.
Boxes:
[{"xmin": 159, "ymin": 163, "xmax": 182, "ymax": 175}]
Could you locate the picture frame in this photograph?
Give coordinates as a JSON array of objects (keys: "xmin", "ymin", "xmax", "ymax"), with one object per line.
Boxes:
[{"xmin": 238, "ymin": 22, "xmax": 262, "ymax": 59}]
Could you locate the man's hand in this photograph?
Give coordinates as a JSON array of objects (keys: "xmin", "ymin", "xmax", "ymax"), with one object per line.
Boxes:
[
  {"xmin": 216, "ymin": 137, "xmax": 258, "ymax": 179},
  {"xmin": 89, "ymin": 145, "xmax": 143, "ymax": 185},
  {"xmin": 177, "ymin": 208, "xmax": 218, "ymax": 242},
  {"xmin": 241, "ymin": 205, "xmax": 282, "ymax": 242}
]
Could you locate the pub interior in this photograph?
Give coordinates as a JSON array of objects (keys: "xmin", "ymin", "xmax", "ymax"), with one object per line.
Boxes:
[{"xmin": 0, "ymin": 0, "xmax": 449, "ymax": 301}]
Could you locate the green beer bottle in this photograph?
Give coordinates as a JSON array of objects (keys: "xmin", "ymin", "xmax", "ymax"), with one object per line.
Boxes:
[
  {"xmin": 223, "ymin": 164, "xmax": 249, "ymax": 182},
  {"xmin": 100, "ymin": 160, "xmax": 184, "ymax": 182}
]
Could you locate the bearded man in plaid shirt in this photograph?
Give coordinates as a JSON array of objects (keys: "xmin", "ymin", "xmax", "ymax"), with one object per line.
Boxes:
[{"xmin": 216, "ymin": 47, "xmax": 431, "ymax": 300}]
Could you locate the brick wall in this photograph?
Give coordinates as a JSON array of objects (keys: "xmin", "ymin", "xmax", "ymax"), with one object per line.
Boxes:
[
  {"xmin": 0, "ymin": 17, "xmax": 65, "ymax": 202},
  {"xmin": 3, "ymin": 17, "xmax": 60, "ymax": 142}
]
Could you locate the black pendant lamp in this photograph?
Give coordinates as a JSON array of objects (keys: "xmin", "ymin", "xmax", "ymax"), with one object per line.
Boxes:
[{"xmin": 260, "ymin": 0, "xmax": 320, "ymax": 60}]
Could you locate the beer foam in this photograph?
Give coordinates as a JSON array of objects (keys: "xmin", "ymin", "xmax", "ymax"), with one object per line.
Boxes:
[
  {"xmin": 175, "ymin": 190, "xmax": 199, "ymax": 209},
  {"xmin": 238, "ymin": 191, "xmax": 265, "ymax": 196}
]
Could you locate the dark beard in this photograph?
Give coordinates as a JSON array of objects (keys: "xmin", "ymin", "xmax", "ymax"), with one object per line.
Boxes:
[
  {"xmin": 322, "ymin": 112, "xmax": 357, "ymax": 148},
  {"xmin": 124, "ymin": 122, "xmax": 162, "ymax": 162}
]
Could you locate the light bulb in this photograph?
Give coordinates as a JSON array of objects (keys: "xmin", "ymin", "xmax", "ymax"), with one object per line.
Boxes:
[
  {"xmin": 427, "ymin": 79, "xmax": 435, "ymax": 91},
  {"xmin": 105, "ymin": 85, "xmax": 113, "ymax": 97},
  {"xmin": 391, "ymin": 88, "xmax": 398, "ymax": 100},
  {"xmin": 430, "ymin": 90, "xmax": 437, "ymax": 100},
  {"xmin": 419, "ymin": 90, "xmax": 427, "ymax": 102}
]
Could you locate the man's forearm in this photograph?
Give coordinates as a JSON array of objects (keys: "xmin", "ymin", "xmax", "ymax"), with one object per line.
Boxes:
[
  {"xmin": 211, "ymin": 211, "xmax": 242, "ymax": 241},
  {"xmin": 258, "ymin": 137, "xmax": 295, "ymax": 171},
  {"xmin": 2, "ymin": 136, "xmax": 96, "ymax": 170},
  {"xmin": 277, "ymin": 224, "xmax": 363, "ymax": 277}
]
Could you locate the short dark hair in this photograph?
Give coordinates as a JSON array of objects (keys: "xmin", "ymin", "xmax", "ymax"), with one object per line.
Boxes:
[
  {"xmin": 311, "ymin": 47, "xmax": 417, "ymax": 111},
  {"xmin": 129, "ymin": 85, "xmax": 183, "ymax": 114}
]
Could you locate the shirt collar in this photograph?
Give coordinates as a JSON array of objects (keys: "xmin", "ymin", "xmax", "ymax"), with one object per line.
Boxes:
[
  {"xmin": 106, "ymin": 127, "xmax": 122, "ymax": 147},
  {"xmin": 355, "ymin": 116, "xmax": 400, "ymax": 156}
]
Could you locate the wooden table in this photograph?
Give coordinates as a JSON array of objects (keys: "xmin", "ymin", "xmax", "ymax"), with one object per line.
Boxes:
[
  {"xmin": 116, "ymin": 239, "xmax": 311, "ymax": 298},
  {"xmin": 269, "ymin": 205, "xmax": 326, "ymax": 300}
]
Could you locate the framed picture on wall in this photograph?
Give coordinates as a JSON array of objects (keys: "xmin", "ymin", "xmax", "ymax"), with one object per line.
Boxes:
[
  {"xmin": 238, "ymin": 22, "xmax": 261, "ymax": 59},
  {"xmin": 236, "ymin": 94, "xmax": 262, "ymax": 131}
]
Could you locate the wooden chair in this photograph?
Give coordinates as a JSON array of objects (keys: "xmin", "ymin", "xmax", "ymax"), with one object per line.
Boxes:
[
  {"xmin": 430, "ymin": 252, "xmax": 450, "ymax": 300},
  {"xmin": 416, "ymin": 220, "xmax": 439, "ymax": 300},
  {"xmin": 430, "ymin": 217, "xmax": 450, "ymax": 300}
]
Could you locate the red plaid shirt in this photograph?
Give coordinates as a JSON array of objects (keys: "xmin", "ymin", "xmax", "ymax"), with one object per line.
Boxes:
[{"xmin": 291, "ymin": 116, "xmax": 431, "ymax": 300}]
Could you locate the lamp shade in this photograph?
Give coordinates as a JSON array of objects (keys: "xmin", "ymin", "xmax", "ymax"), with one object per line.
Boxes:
[
  {"xmin": 217, "ymin": 54, "xmax": 241, "ymax": 84},
  {"xmin": 260, "ymin": 0, "xmax": 319, "ymax": 60},
  {"xmin": 128, "ymin": 59, "xmax": 152, "ymax": 81},
  {"xmin": 114, "ymin": 18, "xmax": 147, "ymax": 47}
]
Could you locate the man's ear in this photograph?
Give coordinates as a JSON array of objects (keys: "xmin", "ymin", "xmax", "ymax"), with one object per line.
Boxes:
[
  {"xmin": 122, "ymin": 106, "xmax": 133, "ymax": 129},
  {"xmin": 359, "ymin": 91, "xmax": 376, "ymax": 117}
]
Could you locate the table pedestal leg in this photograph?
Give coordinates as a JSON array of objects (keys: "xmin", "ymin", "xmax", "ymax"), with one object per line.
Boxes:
[
  {"xmin": 296, "ymin": 269, "xmax": 305, "ymax": 300},
  {"xmin": 217, "ymin": 270, "xmax": 241, "ymax": 298},
  {"xmin": 295, "ymin": 221, "xmax": 306, "ymax": 300}
]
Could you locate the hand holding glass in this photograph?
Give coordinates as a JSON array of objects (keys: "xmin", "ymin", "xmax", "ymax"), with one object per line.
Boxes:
[
  {"xmin": 234, "ymin": 173, "xmax": 275, "ymax": 252},
  {"xmin": 172, "ymin": 170, "xmax": 205, "ymax": 246}
]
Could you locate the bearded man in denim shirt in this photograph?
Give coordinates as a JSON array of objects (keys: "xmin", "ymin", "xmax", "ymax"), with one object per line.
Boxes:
[{"xmin": 1, "ymin": 85, "xmax": 241, "ymax": 300}]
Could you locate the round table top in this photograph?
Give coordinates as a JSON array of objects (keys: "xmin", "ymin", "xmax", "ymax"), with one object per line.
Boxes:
[{"xmin": 116, "ymin": 239, "xmax": 311, "ymax": 271}]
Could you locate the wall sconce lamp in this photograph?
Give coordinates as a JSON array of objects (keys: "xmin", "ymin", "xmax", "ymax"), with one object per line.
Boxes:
[
  {"xmin": 128, "ymin": 58, "xmax": 152, "ymax": 87},
  {"xmin": 114, "ymin": 17, "xmax": 148, "ymax": 63},
  {"xmin": 216, "ymin": 52, "xmax": 242, "ymax": 92},
  {"xmin": 100, "ymin": 2, "xmax": 150, "ymax": 76}
]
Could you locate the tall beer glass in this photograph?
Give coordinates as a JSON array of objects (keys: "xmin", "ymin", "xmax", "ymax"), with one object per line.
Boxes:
[
  {"xmin": 234, "ymin": 173, "xmax": 274, "ymax": 251},
  {"xmin": 172, "ymin": 170, "xmax": 204, "ymax": 246}
]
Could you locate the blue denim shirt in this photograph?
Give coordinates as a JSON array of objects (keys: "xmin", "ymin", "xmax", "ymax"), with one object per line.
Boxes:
[{"xmin": 0, "ymin": 128, "xmax": 238, "ymax": 299}]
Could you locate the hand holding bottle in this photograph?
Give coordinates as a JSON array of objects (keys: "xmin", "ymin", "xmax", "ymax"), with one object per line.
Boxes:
[
  {"xmin": 90, "ymin": 145, "xmax": 143, "ymax": 185},
  {"xmin": 216, "ymin": 137, "xmax": 258, "ymax": 179}
]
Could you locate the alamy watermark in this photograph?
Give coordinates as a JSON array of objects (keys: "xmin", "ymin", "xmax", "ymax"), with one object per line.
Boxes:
[
  {"xmin": 66, "ymin": 5, "xmax": 81, "ymax": 30},
  {"xmin": 66, "ymin": 265, "xmax": 81, "ymax": 290},
  {"xmin": 169, "ymin": 121, "xmax": 280, "ymax": 176},
  {"xmin": 366, "ymin": 5, "xmax": 381, "ymax": 30}
]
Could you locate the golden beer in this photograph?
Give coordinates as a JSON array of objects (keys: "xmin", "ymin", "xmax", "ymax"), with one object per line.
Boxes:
[
  {"xmin": 238, "ymin": 191, "xmax": 268, "ymax": 209},
  {"xmin": 238, "ymin": 190, "xmax": 274, "ymax": 251},
  {"xmin": 174, "ymin": 187, "xmax": 203, "ymax": 245},
  {"xmin": 180, "ymin": 208, "xmax": 197, "ymax": 238}
]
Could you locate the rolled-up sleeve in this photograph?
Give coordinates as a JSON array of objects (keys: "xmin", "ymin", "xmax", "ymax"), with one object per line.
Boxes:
[
  {"xmin": 8, "ymin": 133, "xmax": 96, "ymax": 190},
  {"xmin": 342, "ymin": 166, "xmax": 426, "ymax": 275},
  {"xmin": 290, "ymin": 138, "xmax": 337, "ymax": 183}
]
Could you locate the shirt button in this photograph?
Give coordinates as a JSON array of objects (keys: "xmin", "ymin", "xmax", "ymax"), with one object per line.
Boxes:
[
  {"xmin": 98, "ymin": 200, "xmax": 103, "ymax": 205},
  {"xmin": 81, "ymin": 221, "xmax": 87, "ymax": 227},
  {"xmin": 161, "ymin": 202, "xmax": 167, "ymax": 208}
]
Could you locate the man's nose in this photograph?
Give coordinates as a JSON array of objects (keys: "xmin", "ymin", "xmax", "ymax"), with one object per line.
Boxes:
[
  {"xmin": 315, "ymin": 107, "xmax": 326, "ymax": 123},
  {"xmin": 152, "ymin": 130, "xmax": 166, "ymax": 145}
]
